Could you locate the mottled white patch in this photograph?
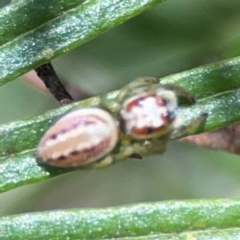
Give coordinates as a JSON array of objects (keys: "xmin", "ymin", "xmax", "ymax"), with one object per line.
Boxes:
[
  {"xmin": 120, "ymin": 89, "xmax": 179, "ymax": 139},
  {"xmin": 122, "ymin": 96, "xmax": 167, "ymax": 133}
]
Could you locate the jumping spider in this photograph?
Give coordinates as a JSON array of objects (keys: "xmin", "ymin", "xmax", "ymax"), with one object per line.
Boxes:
[{"xmin": 37, "ymin": 76, "xmax": 207, "ymax": 168}]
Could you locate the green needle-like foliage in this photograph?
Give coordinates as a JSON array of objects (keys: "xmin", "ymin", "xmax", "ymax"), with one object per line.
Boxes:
[
  {"xmin": 1, "ymin": 56, "xmax": 240, "ymax": 193},
  {"xmin": 0, "ymin": 0, "xmax": 164, "ymax": 85},
  {"xmin": 2, "ymin": 200, "xmax": 240, "ymax": 239},
  {"xmin": 0, "ymin": 0, "xmax": 240, "ymax": 239}
]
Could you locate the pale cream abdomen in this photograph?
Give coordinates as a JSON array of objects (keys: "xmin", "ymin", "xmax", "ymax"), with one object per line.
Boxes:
[{"xmin": 36, "ymin": 108, "xmax": 118, "ymax": 167}]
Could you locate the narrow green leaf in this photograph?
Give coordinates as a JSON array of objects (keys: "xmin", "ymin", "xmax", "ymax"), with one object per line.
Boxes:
[
  {"xmin": 0, "ymin": 0, "xmax": 164, "ymax": 86},
  {"xmin": 0, "ymin": 57, "xmax": 240, "ymax": 193},
  {"xmin": 161, "ymin": 57, "xmax": 240, "ymax": 99},
  {"xmin": 0, "ymin": 151, "xmax": 65, "ymax": 193},
  {"xmin": 1, "ymin": 200, "xmax": 240, "ymax": 239},
  {"xmin": 1, "ymin": 56, "xmax": 240, "ymax": 157},
  {"xmin": 0, "ymin": 0, "xmax": 84, "ymax": 45}
]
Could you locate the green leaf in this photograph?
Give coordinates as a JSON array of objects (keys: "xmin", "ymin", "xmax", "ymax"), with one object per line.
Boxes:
[
  {"xmin": 0, "ymin": 0, "xmax": 164, "ymax": 86},
  {"xmin": 0, "ymin": 56, "xmax": 240, "ymax": 193},
  {"xmin": 1, "ymin": 200, "xmax": 240, "ymax": 239},
  {"xmin": 161, "ymin": 56, "xmax": 240, "ymax": 133},
  {"xmin": 1, "ymin": 1, "xmax": 240, "ymax": 239}
]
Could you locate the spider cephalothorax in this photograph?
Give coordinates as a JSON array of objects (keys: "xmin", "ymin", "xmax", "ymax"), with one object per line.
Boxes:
[{"xmin": 117, "ymin": 77, "xmax": 198, "ymax": 141}]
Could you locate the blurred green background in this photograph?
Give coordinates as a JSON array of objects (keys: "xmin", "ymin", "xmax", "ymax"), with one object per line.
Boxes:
[{"xmin": 0, "ymin": 0, "xmax": 240, "ymax": 216}]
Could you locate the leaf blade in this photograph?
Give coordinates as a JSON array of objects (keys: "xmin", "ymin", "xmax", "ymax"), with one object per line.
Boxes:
[
  {"xmin": 0, "ymin": 0, "xmax": 84, "ymax": 45},
  {"xmin": 1, "ymin": 200, "xmax": 240, "ymax": 239},
  {"xmin": 1, "ymin": 56, "xmax": 240, "ymax": 157},
  {"xmin": 0, "ymin": 0, "xmax": 164, "ymax": 85},
  {"xmin": 0, "ymin": 57, "xmax": 240, "ymax": 193}
]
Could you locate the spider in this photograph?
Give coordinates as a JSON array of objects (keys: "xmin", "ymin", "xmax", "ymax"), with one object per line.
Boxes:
[{"xmin": 36, "ymin": 77, "xmax": 207, "ymax": 168}]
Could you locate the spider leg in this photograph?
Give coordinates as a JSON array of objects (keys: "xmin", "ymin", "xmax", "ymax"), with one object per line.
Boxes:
[
  {"xmin": 161, "ymin": 84, "xmax": 195, "ymax": 105},
  {"xmin": 169, "ymin": 113, "xmax": 208, "ymax": 140},
  {"xmin": 128, "ymin": 76, "xmax": 159, "ymax": 87}
]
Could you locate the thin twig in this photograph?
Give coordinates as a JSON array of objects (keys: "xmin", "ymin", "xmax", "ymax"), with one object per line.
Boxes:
[{"xmin": 35, "ymin": 63, "xmax": 74, "ymax": 105}]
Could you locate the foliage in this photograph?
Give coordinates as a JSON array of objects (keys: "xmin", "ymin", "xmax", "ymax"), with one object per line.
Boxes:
[{"xmin": 0, "ymin": 0, "xmax": 240, "ymax": 239}]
